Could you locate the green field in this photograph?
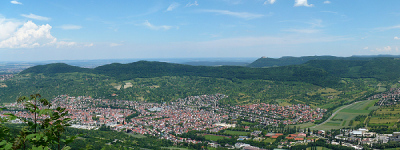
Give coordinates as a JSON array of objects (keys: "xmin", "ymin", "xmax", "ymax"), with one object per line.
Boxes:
[
  {"xmin": 369, "ymin": 117, "xmax": 399, "ymax": 125},
  {"xmin": 241, "ymin": 121, "xmax": 259, "ymax": 126},
  {"xmin": 224, "ymin": 130, "xmax": 250, "ymax": 136},
  {"xmin": 291, "ymin": 122, "xmax": 315, "ymax": 129},
  {"xmin": 377, "ymin": 86, "xmax": 387, "ymax": 92},
  {"xmin": 341, "ymin": 120, "xmax": 347, "ymax": 126},
  {"xmin": 306, "ymin": 147, "xmax": 331, "ymax": 150},
  {"xmin": 383, "ymin": 148, "xmax": 400, "ymax": 150},
  {"xmin": 204, "ymin": 134, "xmax": 230, "ymax": 141},
  {"xmin": 161, "ymin": 147, "xmax": 190, "ymax": 150},
  {"xmin": 264, "ymin": 138, "xmax": 276, "ymax": 143},
  {"xmin": 324, "ymin": 121, "xmax": 341, "ymax": 126},
  {"xmin": 313, "ymin": 100, "xmax": 379, "ymax": 130},
  {"xmin": 369, "ymin": 104, "xmax": 400, "ymax": 130},
  {"xmin": 339, "ymin": 109, "xmax": 371, "ymax": 113}
]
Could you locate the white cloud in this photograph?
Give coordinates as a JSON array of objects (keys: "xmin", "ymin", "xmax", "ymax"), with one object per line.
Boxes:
[
  {"xmin": 363, "ymin": 47, "xmax": 369, "ymax": 50},
  {"xmin": 10, "ymin": 0, "xmax": 22, "ymax": 5},
  {"xmin": 85, "ymin": 43, "xmax": 94, "ymax": 47},
  {"xmin": 0, "ymin": 21, "xmax": 56, "ymax": 48},
  {"xmin": 394, "ymin": 36, "xmax": 400, "ymax": 40},
  {"xmin": 0, "ymin": 20, "xmax": 79, "ymax": 49},
  {"xmin": 21, "ymin": 13, "xmax": 50, "ymax": 21},
  {"xmin": 110, "ymin": 43, "xmax": 122, "ymax": 47},
  {"xmin": 201, "ymin": 9, "xmax": 264, "ymax": 19},
  {"xmin": 56, "ymin": 41, "xmax": 76, "ymax": 48},
  {"xmin": 294, "ymin": 0, "xmax": 314, "ymax": 7},
  {"xmin": 59, "ymin": 25, "xmax": 82, "ymax": 30},
  {"xmin": 375, "ymin": 25, "xmax": 400, "ymax": 31},
  {"xmin": 372, "ymin": 46, "xmax": 392, "ymax": 52},
  {"xmin": 166, "ymin": 2, "xmax": 180, "ymax": 11},
  {"xmin": 0, "ymin": 17, "xmax": 22, "ymax": 40},
  {"xmin": 323, "ymin": 1, "xmax": 331, "ymax": 4},
  {"xmin": 264, "ymin": 0, "xmax": 276, "ymax": 4},
  {"xmin": 142, "ymin": 20, "xmax": 172, "ymax": 30},
  {"xmin": 186, "ymin": 1, "xmax": 198, "ymax": 7}
]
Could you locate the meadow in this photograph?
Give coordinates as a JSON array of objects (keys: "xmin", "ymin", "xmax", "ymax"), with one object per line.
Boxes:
[
  {"xmin": 312, "ymin": 99, "xmax": 379, "ymax": 130},
  {"xmin": 203, "ymin": 134, "xmax": 231, "ymax": 141},
  {"xmin": 264, "ymin": 138, "xmax": 276, "ymax": 143},
  {"xmin": 223, "ymin": 130, "xmax": 250, "ymax": 136},
  {"xmin": 306, "ymin": 147, "xmax": 331, "ymax": 150}
]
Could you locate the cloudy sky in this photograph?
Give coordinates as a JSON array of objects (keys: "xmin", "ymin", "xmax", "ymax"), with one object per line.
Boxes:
[{"xmin": 1, "ymin": 0, "xmax": 400, "ymax": 61}]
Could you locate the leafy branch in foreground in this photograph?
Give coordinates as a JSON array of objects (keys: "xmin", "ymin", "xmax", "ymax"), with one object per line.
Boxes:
[{"xmin": 0, "ymin": 94, "xmax": 80, "ymax": 150}]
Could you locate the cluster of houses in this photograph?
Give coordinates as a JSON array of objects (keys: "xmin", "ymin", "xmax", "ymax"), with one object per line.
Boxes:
[
  {"xmin": 370, "ymin": 87, "xmax": 400, "ymax": 106},
  {"xmin": 221, "ymin": 103, "xmax": 326, "ymax": 126},
  {"xmin": 1, "ymin": 94, "xmax": 233, "ymax": 143},
  {"xmin": 0, "ymin": 74, "xmax": 13, "ymax": 81}
]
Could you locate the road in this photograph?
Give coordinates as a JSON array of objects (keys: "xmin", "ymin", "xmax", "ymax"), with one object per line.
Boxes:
[{"xmin": 311, "ymin": 101, "xmax": 361, "ymax": 129}]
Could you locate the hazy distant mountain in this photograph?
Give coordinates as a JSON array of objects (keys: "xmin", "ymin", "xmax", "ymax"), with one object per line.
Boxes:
[
  {"xmin": 247, "ymin": 55, "xmax": 382, "ymax": 68},
  {"xmin": 182, "ymin": 61, "xmax": 250, "ymax": 66}
]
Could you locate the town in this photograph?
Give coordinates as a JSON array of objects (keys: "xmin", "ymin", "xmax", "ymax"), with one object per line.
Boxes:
[{"xmin": 2, "ymin": 93, "xmax": 400, "ymax": 149}]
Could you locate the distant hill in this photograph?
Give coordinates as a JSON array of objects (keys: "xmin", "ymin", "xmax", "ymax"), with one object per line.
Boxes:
[
  {"xmin": 247, "ymin": 56, "xmax": 376, "ymax": 68},
  {"xmin": 20, "ymin": 63, "xmax": 91, "ymax": 75},
  {"xmin": 19, "ymin": 57, "xmax": 400, "ymax": 85},
  {"xmin": 4, "ymin": 58, "xmax": 400, "ymax": 105},
  {"xmin": 182, "ymin": 61, "xmax": 249, "ymax": 66},
  {"xmin": 303, "ymin": 58, "xmax": 400, "ymax": 81},
  {"xmin": 20, "ymin": 61, "xmax": 338, "ymax": 87}
]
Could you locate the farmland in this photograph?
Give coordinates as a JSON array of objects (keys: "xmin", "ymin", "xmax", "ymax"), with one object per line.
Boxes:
[
  {"xmin": 368, "ymin": 104, "xmax": 400, "ymax": 133},
  {"xmin": 312, "ymin": 99, "xmax": 379, "ymax": 130}
]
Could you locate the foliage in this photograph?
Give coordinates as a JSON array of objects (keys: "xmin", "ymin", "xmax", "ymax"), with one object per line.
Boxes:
[
  {"xmin": 178, "ymin": 130, "xmax": 206, "ymax": 141},
  {"xmin": 0, "ymin": 94, "xmax": 79, "ymax": 150},
  {"xmin": 372, "ymin": 141, "xmax": 400, "ymax": 149},
  {"xmin": 2, "ymin": 60, "xmax": 391, "ymax": 108},
  {"xmin": 0, "ymin": 73, "xmax": 325, "ymax": 105},
  {"xmin": 304, "ymin": 58, "xmax": 400, "ymax": 81},
  {"xmin": 62, "ymin": 128, "xmax": 175, "ymax": 150},
  {"xmin": 20, "ymin": 63, "xmax": 91, "ymax": 75},
  {"xmin": 20, "ymin": 61, "xmax": 340, "ymax": 87},
  {"xmin": 247, "ymin": 56, "xmax": 358, "ymax": 68}
]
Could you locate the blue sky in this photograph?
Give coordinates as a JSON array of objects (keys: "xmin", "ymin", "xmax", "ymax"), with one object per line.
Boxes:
[{"xmin": 1, "ymin": 0, "xmax": 400, "ymax": 61}]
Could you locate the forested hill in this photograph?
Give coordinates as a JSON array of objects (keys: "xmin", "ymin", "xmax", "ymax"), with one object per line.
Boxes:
[
  {"xmin": 247, "ymin": 56, "xmax": 376, "ymax": 68},
  {"xmin": 20, "ymin": 61, "xmax": 338, "ymax": 87},
  {"xmin": 20, "ymin": 63, "xmax": 91, "ymax": 75},
  {"xmin": 303, "ymin": 58, "xmax": 400, "ymax": 81},
  {"xmin": 5, "ymin": 58, "xmax": 400, "ymax": 104},
  {"xmin": 19, "ymin": 57, "xmax": 400, "ymax": 85}
]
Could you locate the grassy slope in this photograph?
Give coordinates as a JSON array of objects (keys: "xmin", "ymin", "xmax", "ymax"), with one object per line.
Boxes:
[{"xmin": 312, "ymin": 100, "xmax": 379, "ymax": 130}]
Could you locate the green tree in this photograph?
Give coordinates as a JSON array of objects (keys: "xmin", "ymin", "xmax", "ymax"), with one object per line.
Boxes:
[{"xmin": 0, "ymin": 94, "xmax": 79, "ymax": 150}]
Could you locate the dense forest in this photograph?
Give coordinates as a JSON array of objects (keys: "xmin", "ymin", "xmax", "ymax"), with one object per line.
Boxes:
[
  {"xmin": 2, "ymin": 58, "xmax": 400, "ymax": 107},
  {"xmin": 247, "ymin": 55, "xmax": 400, "ymax": 68}
]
